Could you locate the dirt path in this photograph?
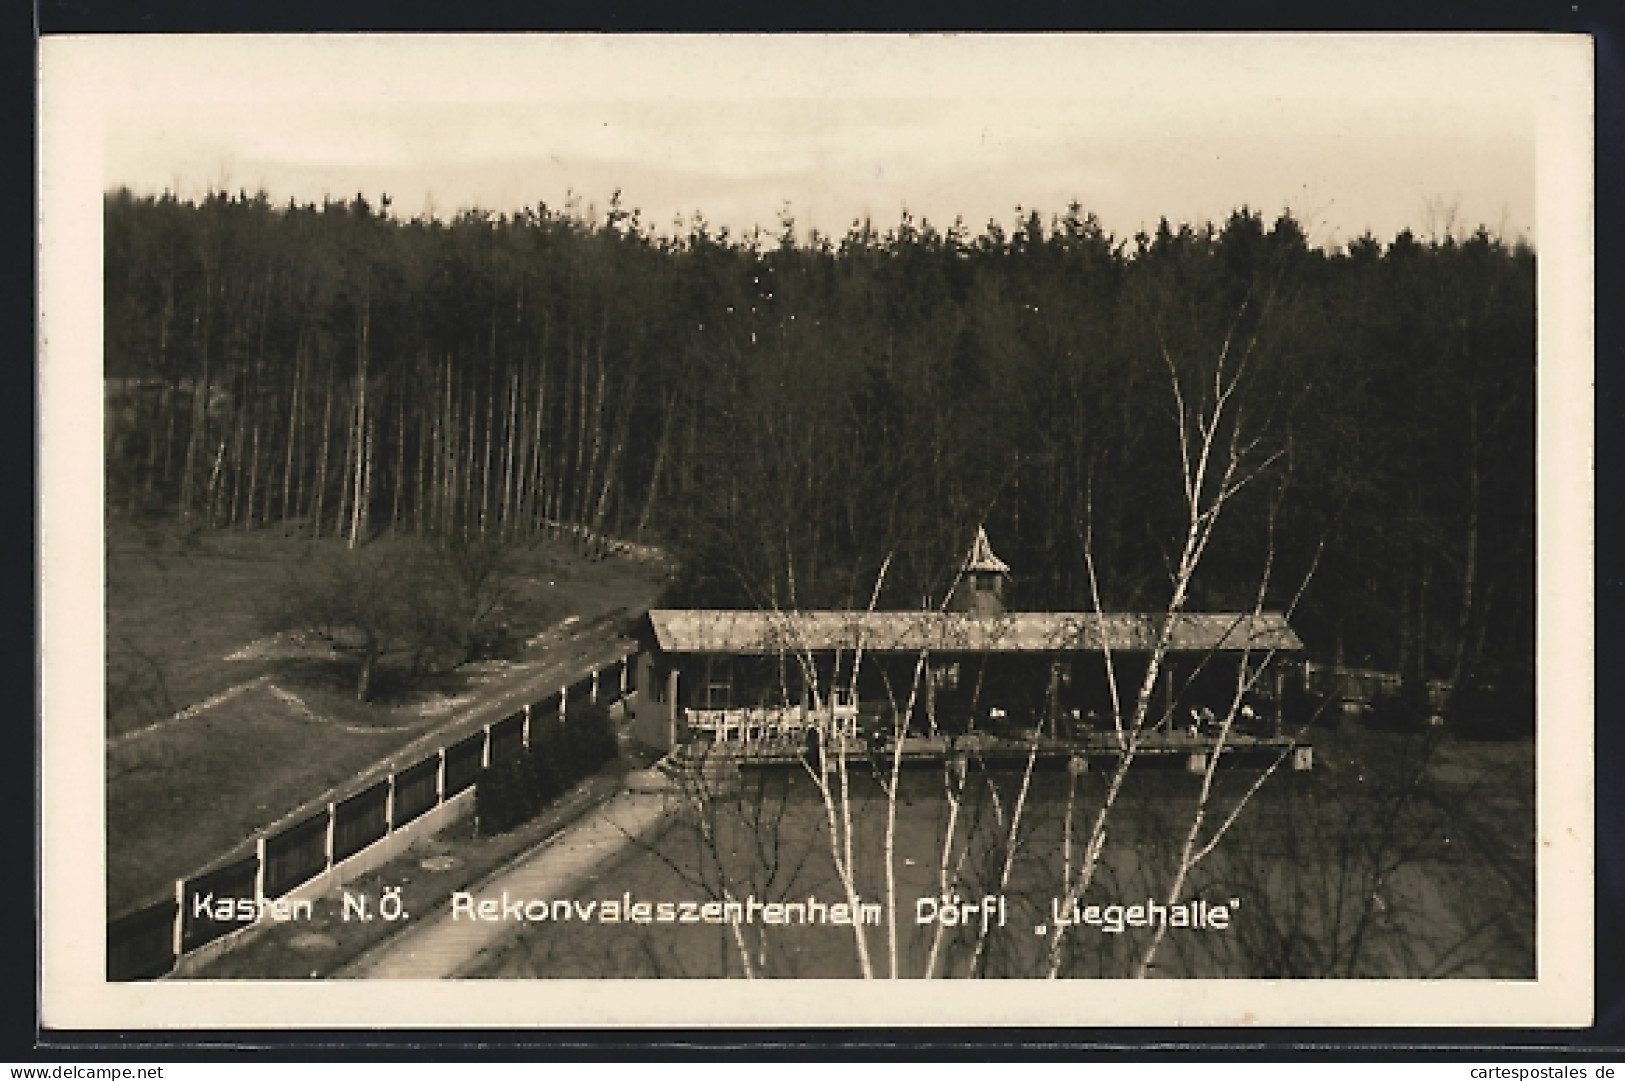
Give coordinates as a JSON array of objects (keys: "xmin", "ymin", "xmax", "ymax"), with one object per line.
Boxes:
[{"xmin": 337, "ymin": 790, "xmax": 672, "ymax": 979}]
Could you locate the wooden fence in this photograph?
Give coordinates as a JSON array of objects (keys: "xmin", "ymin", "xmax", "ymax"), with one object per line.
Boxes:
[{"xmin": 106, "ymin": 648, "xmax": 639, "ymax": 981}]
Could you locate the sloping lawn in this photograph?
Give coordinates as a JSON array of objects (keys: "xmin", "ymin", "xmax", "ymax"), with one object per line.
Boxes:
[{"xmin": 104, "ymin": 522, "xmax": 666, "ymax": 916}]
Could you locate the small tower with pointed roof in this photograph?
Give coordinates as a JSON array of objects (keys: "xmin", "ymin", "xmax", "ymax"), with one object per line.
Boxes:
[{"xmin": 949, "ymin": 526, "xmax": 1010, "ymax": 616}]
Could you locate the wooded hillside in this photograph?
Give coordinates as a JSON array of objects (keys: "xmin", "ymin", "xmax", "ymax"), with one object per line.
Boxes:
[{"xmin": 103, "ymin": 189, "xmax": 1535, "ymax": 696}]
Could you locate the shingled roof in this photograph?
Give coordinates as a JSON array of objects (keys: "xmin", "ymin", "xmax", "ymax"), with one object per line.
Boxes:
[
  {"xmin": 963, "ymin": 526, "xmax": 1010, "ymax": 574},
  {"xmin": 646, "ymin": 609, "xmax": 1302, "ymax": 655}
]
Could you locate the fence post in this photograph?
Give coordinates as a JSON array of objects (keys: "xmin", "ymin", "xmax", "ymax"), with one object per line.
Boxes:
[
  {"xmin": 435, "ymin": 748, "xmax": 446, "ymax": 803},
  {"xmin": 173, "ymin": 878, "xmax": 185, "ymax": 960},
  {"xmin": 559, "ymin": 685, "xmax": 568, "ymax": 720},
  {"xmin": 591, "ymin": 669, "xmax": 600, "ymax": 703},
  {"xmin": 482, "ymin": 723, "xmax": 492, "ymax": 768},
  {"xmin": 667, "ymin": 668, "xmax": 679, "ymax": 749},
  {"xmin": 384, "ymin": 773, "xmax": 395, "ymax": 835},
  {"xmin": 254, "ymin": 836, "xmax": 267, "ymax": 908},
  {"xmin": 324, "ymin": 802, "xmax": 336, "ymax": 871},
  {"xmin": 619, "ymin": 658, "xmax": 628, "ymax": 698},
  {"xmin": 522, "ymin": 704, "xmax": 532, "ymax": 748}
]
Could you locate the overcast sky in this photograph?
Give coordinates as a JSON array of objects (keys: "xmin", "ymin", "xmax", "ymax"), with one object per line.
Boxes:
[{"xmin": 75, "ymin": 34, "xmax": 1563, "ymax": 249}]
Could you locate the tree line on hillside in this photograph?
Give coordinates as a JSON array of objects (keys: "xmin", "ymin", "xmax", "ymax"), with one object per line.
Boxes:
[{"xmin": 103, "ymin": 188, "xmax": 1535, "ymax": 705}]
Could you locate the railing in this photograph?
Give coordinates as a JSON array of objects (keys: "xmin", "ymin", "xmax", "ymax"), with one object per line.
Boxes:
[
  {"xmin": 106, "ymin": 646, "xmax": 640, "ymax": 981},
  {"xmin": 685, "ymin": 702, "xmax": 858, "ymax": 743}
]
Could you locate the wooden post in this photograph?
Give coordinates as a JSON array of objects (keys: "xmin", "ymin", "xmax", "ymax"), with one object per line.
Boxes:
[
  {"xmin": 384, "ymin": 774, "xmax": 395, "ymax": 835},
  {"xmin": 619, "ymin": 659, "xmax": 629, "ymax": 698},
  {"xmin": 482, "ymin": 723, "xmax": 492, "ymax": 767},
  {"xmin": 522, "ymin": 703, "xmax": 532, "ymax": 747},
  {"xmin": 435, "ymin": 748, "xmax": 446, "ymax": 803},
  {"xmin": 591, "ymin": 669, "xmax": 600, "ymax": 703},
  {"xmin": 254, "ymin": 836, "xmax": 267, "ymax": 907},
  {"xmin": 173, "ymin": 878, "xmax": 185, "ymax": 959},
  {"xmin": 324, "ymin": 802, "xmax": 336, "ymax": 870},
  {"xmin": 667, "ymin": 667, "xmax": 680, "ymax": 749},
  {"xmin": 559, "ymin": 685, "xmax": 568, "ymax": 720}
]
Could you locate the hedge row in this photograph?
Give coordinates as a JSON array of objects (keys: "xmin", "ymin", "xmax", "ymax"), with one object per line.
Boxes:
[{"xmin": 474, "ymin": 701, "xmax": 620, "ymax": 835}]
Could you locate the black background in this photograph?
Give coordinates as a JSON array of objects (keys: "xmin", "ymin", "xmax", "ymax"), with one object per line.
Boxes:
[{"xmin": 20, "ymin": 0, "xmax": 1624, "ymax": 1060}]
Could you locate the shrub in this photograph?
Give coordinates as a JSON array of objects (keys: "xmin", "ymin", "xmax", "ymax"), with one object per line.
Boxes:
[
  {"xmin": 563, "ymin": 700, "xmax": 620, "ymax": 772},
  {"xmin": 526, "ymin": 716, "xmax": 571, "ymax": 803},
  {"xmin": 473, "ymin": 699, "xmax": 623, "ymax": 836},
  {"xmin": 475, "ymin": 757, "xmax": 541, "ymax": 836}
]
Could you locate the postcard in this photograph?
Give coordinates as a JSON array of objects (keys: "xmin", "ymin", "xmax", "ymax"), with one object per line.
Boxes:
[{"xmin": 39, "ymin": 32, "xmax": 1593, "ymax": 1028}]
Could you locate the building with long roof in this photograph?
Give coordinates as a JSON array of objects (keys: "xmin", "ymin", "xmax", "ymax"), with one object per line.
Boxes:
[{"xmin": 630, "ymin": 530, "xmax": 1303, "ymax": 752}]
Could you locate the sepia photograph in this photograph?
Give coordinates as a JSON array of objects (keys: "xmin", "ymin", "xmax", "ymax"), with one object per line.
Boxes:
[{"xmin": 39, "ymin": 32, "xmax": 1593, "ymax": 1027}]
